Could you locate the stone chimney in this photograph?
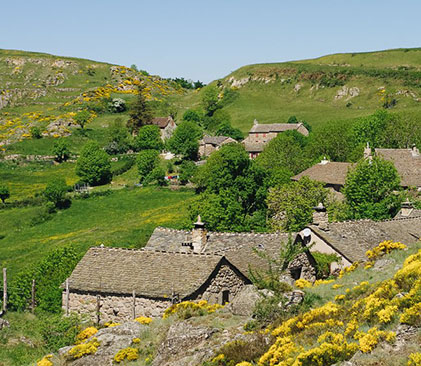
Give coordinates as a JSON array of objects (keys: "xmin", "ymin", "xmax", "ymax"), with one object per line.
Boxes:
[
  {"xmin": 411, "ymin": 144, "xmax": 420, "ymax": 157},
  {"xmin": 400, "ymin": 199, "xmax": 414, "ymax": 217},
  {"xmin": 312, "ymin": 203, "xmax": 329, "ymax": 231},
  {"xmin": 253, "ymin": 119, "xmax": 258, "ymax": 125},
  {"xmin": 364, "ymin": 142, "xmax": 372, "ymax": 160},
  {"xmin": 320, "ymin": 156, "xmax": 329, "ymax": 165},
  {"xmin": 192, "ymin": 215, "xmax": 207, "ymax": 253}
]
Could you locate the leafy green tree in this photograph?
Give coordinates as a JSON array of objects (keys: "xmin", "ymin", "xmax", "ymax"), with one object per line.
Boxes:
[
  {"xmin": 76, "ymin": 141, "xmax": 112, "ymax": 185},
  {"xmin": 288, "ymin": 115, "xmax": 312, "ymax": 133},
  {"xmin": 126, "ymin": 84, "xmax": 153, "ymax": 133},
  {"xmin": 0, "ymin": 185, "xmax": 10, "ymax": 204},
  {"xmin": 179, "ymin": 160, "xmax": 197, "ymax": 184},
  {"xmin": 52, "ymin": 138, "xmax": 71, "ymax": 162},
  {"xmin": 144, "ymin": 166, "xmax": 167, "ymax": 186},
  {"xmin": 73, "ymin": 110, "xmax": 91, "ymax": 129},
  {"xmin": 134, "ymin": 125, "xmax": 164, "ymax": 151},
  {"xmin": 201, "ymin": 85, "xmax": 220, "ymax": 116},
  {"xmin": 167, "ymin": 121, "xmax": 203, "ymax": 160},
  {"xmin": 343, "ymin": 156, "xmax": 401, "ymax": 220},
  {"xmin": 256, "ymin": 132, "xmax": 309, "ymax": 175},
  {"xmin": 215, "ymin": 120, "xmax": 244, "ymax": 141},
  {"xmin": 43, "ymin": 177, "xmax": 69, "ymax": 209},
  {"xmin": 351, "ymin": 110, "xmax": 390, "ymax": 148},
  {"xmin": 183, "ymin": 109, "xmax": 203, "ymax": 124},
  {"xmin": 136, "ymin": 149, "xmax": 160, "ymax": 183},
  {"xmin": 267, "ymin": 177, "xmax": 328, "ymax": 232},
  {"xmin": 191, "ymin": 144, "xmax": 267, "ymax": 231},
  {"xmin": 381, "ymin": 114, "xmax": 421, "ymax": 149},
  {"xmin": 203, "ymin": 109, "xmax": 230, "ymax": 132},
  {"xmin": 104, "ymin": 118, "xmax": 132, "ymax": 155}
]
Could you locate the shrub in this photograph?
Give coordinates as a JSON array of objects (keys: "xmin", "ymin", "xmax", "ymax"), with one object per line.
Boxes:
[
  {"xmin": 108, "ymin": 98, "xmax": 127, "ymax": 113},
  {"xmin": 43, "ymin": 177, "xmax": 70, "ymax": 209},
  {"xmin": 52, "ymin": 138, "xmax": 71, "ymax": 162},
  {"xmin": 73, "ymin": 110, "xmax": 91, "ymax": 129},
  {"xmin": 134, "ymin": 316, "xmax": 153, "ymax": 325},
  {"xmin": 114, "ymin": 347, "xmax": 139, "ymax": 363},
  {"xmin": 163, "ymin": 300, "xmax": 223, "ymax": 320},
  {"xmin": 76, "ymin": 141, "xmax": 112, "ymax": 185},
  {"xmin": 312, "ymin": 252, "xmax": 340, "ymax": 278},
  {"xmin": 67, "ymin": 338, "xmax": 100, "ymax": 359},
  {"xmin": 111, "ymin": 157, "xmax": 135, "ymax": 176},
  {"xmin": 134, "ymin": 125, "xmax": 164, "ymax": 151},
  {"xmin": 144, "ymin": 166, "xmax": 167, "ymax": 186},
  {"xmin": 179, "ymin": 160, "xmax": 197, "ymax": 184},
  {"xmin": 136, "ymin": 149, "xmax": 159, "ymax": 183},
  {"xmin": 30, "ymin": 126, "xmax": 42, "ymax": 139},
  {"xmin": 104, "ymin": 119, "xmax": 131, "ymax": 155},
  {"xmin": 39, "ymin": 313, "xmax": 80, "ymax": 350},
  {"xmin": 0, "ymin": 185, "xmax": 10, "ymax": 203}
]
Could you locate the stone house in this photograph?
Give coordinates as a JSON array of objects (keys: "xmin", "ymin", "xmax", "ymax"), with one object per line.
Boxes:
[
  {"xmin": 145, "ymin": 217, "xmax": 317, "ymax": 284},
  {"xmin": 63, "ymin": 248, "xmax": 249, "ymax": 322},
  {"xmin": 292, "ymin": 146, "xmax": 421, "ymax": 192},
  {"xmin": 243, "ymin": 119, "xmax": 309, "ymax": 158},
  {"xmin": 299, "ymin": 204, "xmax": 421, "ymax": 271},
  {"xmin": 198, "ymin": 135, "xmax": 237, "ymax": 158},
  {"xmin": 150, "ymin": 116, "xmax": 176, "ymax": 140}
]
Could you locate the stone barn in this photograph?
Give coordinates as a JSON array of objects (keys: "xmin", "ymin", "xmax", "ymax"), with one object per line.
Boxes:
[{"xmin": 63, "ymin": 247, "xmax": 249, "ymax": 322}]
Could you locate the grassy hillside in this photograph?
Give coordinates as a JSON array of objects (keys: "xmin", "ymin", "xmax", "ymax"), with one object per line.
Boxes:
[
  {"xmin": 0, "ymin": 187, "xmax": 195, "ymax": 275},
  {"xmin": 173, "ymin": 48, "xmax": 421, "ymax": 133}
]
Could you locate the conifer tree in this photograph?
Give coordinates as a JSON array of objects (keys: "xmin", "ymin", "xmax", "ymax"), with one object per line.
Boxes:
[{"xmin": 126, "ymin": 84, "xmax": 153, "ymax": 133}]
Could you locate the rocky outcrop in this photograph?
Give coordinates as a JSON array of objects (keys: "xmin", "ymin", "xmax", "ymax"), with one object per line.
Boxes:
[
  {"xmin": 334, "ymin": 86, "xmax": 360, "ymax": 100},
  {"xmin": 227, "ymin": 285, "xmax": 261, "ymax": 316}
]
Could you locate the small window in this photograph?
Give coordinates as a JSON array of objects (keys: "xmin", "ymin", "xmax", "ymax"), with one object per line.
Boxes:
[{"xmin": 222, "ymin": 290, "xmax": 230, "ymax": 304}]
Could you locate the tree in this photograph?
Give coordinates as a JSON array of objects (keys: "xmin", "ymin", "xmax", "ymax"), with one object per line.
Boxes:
[
  {"xmin": 136, "ymin": 149, "xmax": 160, "ymax": 183},
  {"xmin": 76, "ymin": 141, "xmax": 112, "ymax": 185},
  {"xmin": 134, "ymin": 125, "xmax": 164, "ymax": 151},
  {"xmin": 126, "ymin": 84, "xmax": 153, "ymax": 133},
  {"xmin": 144, "ymin": 166, "xmax": 167, "ymax": 186},
  {"xmin": 179, "ymin": 160, "xmax": 197, "ymax": 184},
  {"xmin": 73, "ymin": 110, "xmax": 91, "ymax": 129},
  {"xmin": 343, "ymin": 156, "xmax": 401, "ymax": 220},
  {"xmin": 351, "ymin": 110, "xmax": 390, "ymax": 148},
  {"xmin": 166, "ymin": 121, "xmax": 203, "ymax": 160},
  {"xmin": 104, "ymin": 118, "xmax": 131, "ymax": 155},
  {"xmin": 183, "ymin": 109, "xmax": 203, "ymax": 124},
  {"xmin": 201, "ymin": 85, "xmax": 220, "ymax": 116},
  {"xmin": 267, "ymin": 177, "xmax": 328, "ymax": 232},
  {"xmin": 52, "ymin": 138, "xmax": 71, "ymax": 162},
  {"xmin": 215, "ymin": 121, "xmax": 244, "ymax": 141},
  {"xmin": 30, "ymin": 126, "xmax": 42, "ymax": 139},
  {"xmin": 203, "ymin": 109, "xmax": 230, "ymax": 132},
  {"xmin": 191, "ymin": 144, "xmax": 268, "ymax": 231},
  {"xmin": 43, "ymin": 177, "xmax": 69, "ymax": 209},
  {"xmin": 288, "ymin": 115, "xmax": 312, "ymax": 133},
  {"xmin": 256, "ymin": 132, "xmax": 309, "ymax": 175},
  {"xmin": 0, "ymin": 185, "xmax": 10, "ymax": 204}
]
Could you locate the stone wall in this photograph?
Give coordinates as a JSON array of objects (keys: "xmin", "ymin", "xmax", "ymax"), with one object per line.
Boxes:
[
  {"xmin": 288, "ymin": 253, "xmax": 317, "ymax": 283},
  {"xmin": 161, "ymin": 121, "xmax": 176, "ymax": 140},
  {"xmin": 200, "ymin": 264, "xmax": 247, "ymax": 304},
  {"xmin": 63, "ymin": 291, "xmax": 172, "ymax": 323}
]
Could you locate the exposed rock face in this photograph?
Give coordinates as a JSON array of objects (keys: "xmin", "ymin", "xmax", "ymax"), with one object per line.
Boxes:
[
  {"xmin": 294, "ymin": 83, "xmax": 302, "ymax": 92},
  {"xmin": 334, "ymin": 86, "xmax": 360, "ymax": 100},
  {"xmin": 152, "ymin": 321, "xmax": 218, "ymax": 366},
  {"xmin": 227, "ymin": 284, "xmax": 260, "ymax": 316},
  {"xmin": 59, "ymin": 322, "xmax": 146, "ymax": 366},
  {"xmin": 282, "ymin": 290, "xmax": 305, "ymax": 309}
]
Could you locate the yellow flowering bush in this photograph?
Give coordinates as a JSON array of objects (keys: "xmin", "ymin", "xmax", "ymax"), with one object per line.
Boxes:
[
  {"xmin": 104, "ymin": 321, "xmax": 120, "ymax": 327},
  {"xmin": 113, "ymin": 347, "xmax": 139, "ymax": 363},
  {"xmin": 332, "ymin": 284, "xmax": 343, "ymax": 289},
  {"xmin": 314, "ymin": 279, "xmax": 335, "ymax": 287},
  {"xmin": 132, "ymin": 337, "xmax": 141, "ymax": 344},
  {"xmin": 408, "ymin": 353, "xmax": 421, "ymax": 366},
  {"xmin": 400, "ymin": 302, "xmax": 421, "ymax": 326},
  {"xmin": 366, "ymin": 240, "xmax": 407, "ymax": 260},
  {"xmin": 163, "ymin": 300, "xmax": 223, "ymax": 319},
  {"xmin": 67, "ymin": 338, "xmax": 100, "ymax": 359},
  {"xmin": 338, "ymin": 262, "xmax": 359, "ymax": 278},
  {"xmin": 134, "ymin": 316, "xmax": 153, "ymax": 325},
  {"xmin": 354, "ymin": 328, "xmax": 395, "ymax": 353},
  {"xmin": 295, "ymin": 279, "xmax": 312, "ymax": 289},
  {"xmin": 37, "ymin": 354, "xmax": 53, "ymax": 366},
  {"xmin": 76, "ymin": 327, "xmax": 98, "ymax": 343}
]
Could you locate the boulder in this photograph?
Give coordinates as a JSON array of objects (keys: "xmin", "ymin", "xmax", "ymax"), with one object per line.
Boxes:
[
  {"xmin": 0, "ymin": 318, "xmax": 10, "ymax": 330},
  {"xmin": 227, "ymin": 285, "xmax": 260, "ymax": 316}
]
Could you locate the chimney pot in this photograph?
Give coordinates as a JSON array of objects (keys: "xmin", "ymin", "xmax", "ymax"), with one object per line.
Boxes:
[
  {"xmin": 192, "ymin": 215, "xmax": 207, "ymax": 252},
  {"xmin": 312, "ymin": 203, "xmax": 329, "ymax": 230}
]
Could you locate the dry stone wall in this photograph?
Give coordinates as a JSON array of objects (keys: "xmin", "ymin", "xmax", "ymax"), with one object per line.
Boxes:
[{"xmin": 64, "ymin": 292, "xmax": 171, "ymax": 323}]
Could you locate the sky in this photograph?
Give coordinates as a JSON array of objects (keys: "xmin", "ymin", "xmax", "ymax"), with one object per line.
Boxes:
[{"xmin": 1, "ymin": 0, "xmax": 420, "ymax": 82}]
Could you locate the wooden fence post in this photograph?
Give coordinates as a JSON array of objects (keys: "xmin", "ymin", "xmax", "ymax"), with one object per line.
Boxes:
[
  {"xmin": 2, "ymin": 268, "xmax": 6, "ymax": 313},
  {"xmin": 96, "ymin": 295, "xmax": 101, "ymax": 325},
  {"xmin": 65, "ymin": 279, "xmax": 70, "ymax": 316},
  {"xmin": 132, "ymin": 290, "xmax": 136, "ymax": 319},
  {"xmin": 31, "ymin": 279, "xmax": 36, "ymax": 313}
]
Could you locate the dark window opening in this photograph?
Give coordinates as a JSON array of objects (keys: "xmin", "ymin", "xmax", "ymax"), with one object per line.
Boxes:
[
  {"xmin": 222, "ymin": 290, "xmax": 230, "ymax": 304},
  {"xmin": 290, "ymin": 267, "xmax": 302, "ymax": 280}
]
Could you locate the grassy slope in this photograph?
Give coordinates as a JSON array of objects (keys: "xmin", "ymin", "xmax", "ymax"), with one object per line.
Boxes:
[
  {"xmin": 173, "ymin": 48, "xmax": 421, "ymax": 133},
  {"xmin": 0, "ymin": 187, "xmax": 194, "ymax": 275}
]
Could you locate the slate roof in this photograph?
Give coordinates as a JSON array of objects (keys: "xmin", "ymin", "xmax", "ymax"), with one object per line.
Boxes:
[
  {"xmin": 200, "ymin": 135, "xmax": 235, "ymax": 146},
  {"xmin": 145, "ymin": 228, "xmax": 293, "ymax": 277},
  {"xmin": 250, "ymin": 123, "xmax": 307, "ymax": 134},
  {"xmin": 150, "ymin": 117, "xmax": 173, "ymax": 128},
  {"xmin": 375, "ymin": 148, "xmax": 421, "ymax": 187},
  {"xmin": 243, "ymin": 140, "xmax": 265, "ymax": 153},
  {"xmin": 309, "ymin": 216, "xmax": 421, "ymax": 263},
  {"xmin": 66, "ymin": 247, "xmax": 224, "ymax": 298},
  {"xmin": 394, "ymin": 209, "xmax": 421, "ymax": 219},
  {"xmin": 292, "ymin": 161, "xmax": 352, "ymax": 185}
]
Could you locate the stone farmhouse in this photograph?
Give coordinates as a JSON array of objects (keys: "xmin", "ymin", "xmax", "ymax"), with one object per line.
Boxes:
[
  {"xmin": 63, "ymin": 218, "xmax": 317, "ymax": 322},
  {"xmin": 292, "ymin": 146, "xmax": 421, "ymax": 193},
  {"xmin": 243, "ymin": 119, "xmax": 309, "ymax": 159},
  {"xmin": 198, "ymin": 135, "xmax": 237, "ymax": 158},
  {"xmin": 149, "ymin": 116, "xmax": 176, "ymax": 140},
  {"xmin": 299, "ymin": 204, "xmax": 421, "ymax": 269}
]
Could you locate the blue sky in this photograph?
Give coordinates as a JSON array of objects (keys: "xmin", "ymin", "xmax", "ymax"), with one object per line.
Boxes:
[{"xmin": 1, "ymin": 0, "xmax": 420, "ymax": 82}]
